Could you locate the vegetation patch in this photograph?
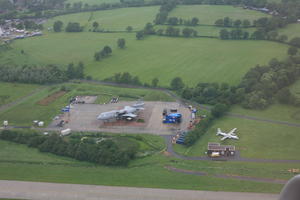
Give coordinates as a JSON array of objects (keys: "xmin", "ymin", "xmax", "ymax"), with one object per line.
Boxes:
[{"xmin": 37, "ymin": 91, "xmax": 67, "ymax": 106}]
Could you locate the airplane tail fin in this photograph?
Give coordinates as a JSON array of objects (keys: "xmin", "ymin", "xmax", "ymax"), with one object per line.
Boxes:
[{"xmin": 216, "ymin": 128, "xmax": 221, "ymax": 135}]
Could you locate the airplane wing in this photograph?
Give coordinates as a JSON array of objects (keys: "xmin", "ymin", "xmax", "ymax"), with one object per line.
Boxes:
[
  {"xmin": 221, "ymin": 135, "xmax": 229, "ymax": 141},
  {"xmin": 228, "ymin": 128, "xmax": 237, "ymax": 135},
  {"xmin": 122, "ymin": 113, "xmax": 137, "ymax": 118}
]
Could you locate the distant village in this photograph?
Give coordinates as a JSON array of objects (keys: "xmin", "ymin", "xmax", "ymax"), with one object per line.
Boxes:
[{"xmin": 0, "ymin": 19, "xmax": 43, "ymax": 44}]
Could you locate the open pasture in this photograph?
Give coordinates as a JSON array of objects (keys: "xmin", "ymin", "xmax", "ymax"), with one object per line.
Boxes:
[
  {"xmin": 0, "ymin": 83, "xmax": 40, "ymax": 106},
  {"xmin": 85, "ymin": 36, "xmax": 288, "ymax": 86},
  {"xmin": 45, "ymin": 6, "xmax": 159, "ymax": 31},
  {"xmin": 169, "ymin": 5, "xmax": 268, "ymax": 25},
  {"xmin": 0, "ymin": 32, "xmax": 134, "ymax": 66},
  {"xmin": 0, "ymin": 33, "xmax": 289, "ymax": 86},
  {"xmin": 174, "ymin": 116, "xmax": 300, "ymax": 160},
  {"xmin": 0, "ymin": 139, "xmax": 286, "ymax": 193},
  {"xmin": 0, "ymin": 82, "xmax": 173, "ymax": 126},
  {"xmin": 278, "ymin": 23, "xmax": 300, "ymax": 40}
]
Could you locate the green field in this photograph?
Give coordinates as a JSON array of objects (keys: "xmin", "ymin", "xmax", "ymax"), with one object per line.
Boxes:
[
  {"xmin": 0, "ymin": 82, "xmax": 173, "ymax": 126},
  {"xmin": 0, "ymin": 33, "xmax": 289, "ymax": 86},
  {"xmin": 66, "ymin": 0, "xmax": 120, "ymax": 5},
  {"xmin": 0, "ymin": 139, "xmax": 292, "ymax": 193},
  {"xmin": 0, "ymin": 83, "xmax": 40, "ymax": 106},
  {"xmin": 174, "ymin": 116, "xmax": 300, "ymax": 160},
  {"xmin": 169, "ymin": 5, "xmax": 268, "ymax": 25},
  {"xmin": 278, "ymin": 23, "xmax": 300, "ymax": 40},
  {"xmin": 46, "ymin": 6, "xmax": 159, "ymax": 31}
]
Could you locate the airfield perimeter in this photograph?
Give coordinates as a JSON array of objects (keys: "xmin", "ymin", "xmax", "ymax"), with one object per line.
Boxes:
[{"xmin": 48, "ymin": 101, "xmax": 191, "ymax": 135}]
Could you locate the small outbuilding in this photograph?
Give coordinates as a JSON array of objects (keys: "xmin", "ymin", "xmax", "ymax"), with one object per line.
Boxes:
[{"xmin": 207, "ymin": 142, "xmax": 235, "ymax": 157}]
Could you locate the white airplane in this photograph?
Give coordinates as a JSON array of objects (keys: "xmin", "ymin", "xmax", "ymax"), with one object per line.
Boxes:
[
  {"xmin": 216, "ymin": 128, "xmax": 239, "ymax": 141},
  {"xmin": 97, "ymin": 103, "xmax": 144, "ymax": 121}
]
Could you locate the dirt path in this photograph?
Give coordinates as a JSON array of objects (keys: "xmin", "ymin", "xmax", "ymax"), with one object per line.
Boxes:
[
  {"xmin": 165, "ymin": 166, "xmax": 287, "ymax": 185},
  {"xmin": 0, "ymin": 180, "xmax": 279, "ymax": 200},
  {"xmin": 0, "ymin": 87, "xmax": 46, "ymax": 113}
]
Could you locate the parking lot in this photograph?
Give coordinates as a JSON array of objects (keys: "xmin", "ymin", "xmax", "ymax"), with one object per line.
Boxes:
[{"xmin": 49, "ymin": 101, "xmax": 192, "ymax": 135}]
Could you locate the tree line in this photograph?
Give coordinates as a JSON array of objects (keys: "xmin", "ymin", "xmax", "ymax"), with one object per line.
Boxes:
[
  {"xmin": 176, "ymin": 54, "xmax": 300, "ymax": 110},
  {"xmin": 136, "ymin": 22, "xmax": 199, "ymax": 39},
  {"xmin": 165, "ymin": 16, "xmax": 199, "ymax": 26},
  {"xmin": 0, "ymin": 61, "xmax": 85, "ymax": 84},
  {"xmin": 0, "ymin": 130, "xmax": 138, "ymax": 166}
]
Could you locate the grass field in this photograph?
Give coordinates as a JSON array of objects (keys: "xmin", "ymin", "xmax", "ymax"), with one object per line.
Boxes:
[
  {"xmin": 45, "ymin": 6, "xmax": 159, "ymax": 31},
  {"xmin": 169, "ymin": 5, "xmax": 268, "ymax": 25},
  {"xmin": 0, "ymin": 82, "xmax": 173, "ymax": 126},
  {"xmin": 0, "ymin": 139, "xmax": 290, "ymax": 193},
  {"xmin": 0, "ymin": 83, "xmax": 40, "ymax": 106},
  {"xmin": 0, "ymin": 33, "xmax": 289, "ymax": 86},
  {"xmin": 278, "ymin": 23, "xmax": 300, "ymax": 40},
  {"xmin": 174, "ymin": 116, "xmax": 300, "ymax": 160},
  {"xmin": 66, "ymin": 0, "xmax": 120, "ymax": 5}
]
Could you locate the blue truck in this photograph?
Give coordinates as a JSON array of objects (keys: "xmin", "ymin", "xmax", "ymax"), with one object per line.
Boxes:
[{"xmin": 163, "ymin": 113, "xmax": 182, "ymax": 124}]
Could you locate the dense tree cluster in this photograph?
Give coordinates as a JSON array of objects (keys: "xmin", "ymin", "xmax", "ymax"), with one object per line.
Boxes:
[
  {"xmin": 65, "ymin": 22, "xmax": 83, "ymax": 32},
  {"xmin": 0, "ymin": 130, "xmax": 138, "ymax": 166},
  {"xmin": 117, "ymin": 38, "xmax": 126, "ymax": 48},
  {"xmin": 94, "ymin": 46, "xmax": 112, "ymax": 61},
  {"xmin": 0, "ymin": 64, "xmax": 67, "ymax": 84},
  {"xmin": 239, "ymin": 56, "xmax": 300, "ymax": 109},
  {"xmin": 53, "ymin": 20, "xmax": 63, "ymax": 32},
  {"xmin": 154, "ymin": 0, "xmax": 177, "ymax": 25},
  {"xmin": 181, "ymin": 82, "xmax": 244, "ymax": 105},
  {"xmin": 184, "ymin": 115, "xmax": 214, "ymax": 146},
  {"xmin": 0, "ymin": 61, "xmax": 85, "ymax": 84},
  {"xmin": 105, "ymin": 72, "xmax": 142, "ymax": 86}
]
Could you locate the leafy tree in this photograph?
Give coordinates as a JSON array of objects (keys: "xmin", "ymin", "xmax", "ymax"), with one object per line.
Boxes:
[
  {"xmin": 102, "ymin": 46, "xmax": 112, "ymax": 56},
  {"xmin": 156, "ymin": 29, "xmax": 164, "ymax": 35},
  {"xmin": 219, "ymin": 29, "xmax": 229, "ymax": 39},
  {"xmin": 288, "ymin": 46, "xmax": 298, "ymax": 56},
  {"xmin": 143, "ymin": 23, "xmax": 155, "ymax": 35},
  {"xmin": 170, "ymin": 77, "xmax": 185, "ymax": 90},
  {"xmin": 167, "ymin": 17, "xmax": 179, "ymax": 25},
  {"xmin": 211, "ymin": 103, "xmax": 228, "ymax": 118},
  {"xmin": 53, "ymin": 20, "xmax": 63, "ymax": 32},
  {"xmin": 92, "ymin": 21, "xmax": 99, "ymax": 30},
  {"xmin": 233, "ymin": 19, "xmax": 242, "ymax": 28},
  {"xmin": 126, "ymin": 26, "xmax": 133, "ymax": 32},
  {"xmin": 277, "ymin": 88, "xmax": 294, "ymax": 104},
  {"xmin": 65, "ymin": 22, "xmax": 83, "ymax": 32},
  {"xmin": 290, "ymin": 37, "xmax": 300, "ymax": 48},
  {"xmin": 117, "ymin": 38, "xmax": 126, "ymax": 49},
  {"xmin": 182, "ymin": 28, "xmax": 193, "ymax": 37},
  {"xmin": 151, "ymin": 78, "xmax": 159, "ymax": 87},
  {"xmin": 215, "ymin": 19, "xmax": 223, "ymax": 26},
  {"xmin": 136, "ymin": 31, "xmax": 144, "ymax": 40},
  {"xmin": 242, "ymin": 19, "xmax": 251, "ymax": 27},
  {"xmin": 94, "ymin": 52, "xmax": 101, "ymax": 61},
  {"xmin": 277, "ymin": 35, "xmax": 288, "ymax": 42},
  {"xmin": 191, "ymin": 17, "xmax": 199, "ymax": 26}
]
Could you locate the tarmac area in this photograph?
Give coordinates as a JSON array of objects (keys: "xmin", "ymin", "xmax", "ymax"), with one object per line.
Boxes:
[
  {"xmin": 49, "ymin": 101, "xmax": 192, "ymax": 135},
  {"xmin": 0, "ymin": 180, "xmax": 279, "ymax": 200}
]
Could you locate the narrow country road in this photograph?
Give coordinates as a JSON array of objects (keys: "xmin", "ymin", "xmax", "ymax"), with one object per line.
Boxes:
[{"xmin": 0, "ymin": 180, "xmax": 279, "ymax": 200}]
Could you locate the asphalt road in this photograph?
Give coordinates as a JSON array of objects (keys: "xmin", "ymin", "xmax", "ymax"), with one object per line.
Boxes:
[{"xmin": 0, "ymin": 180, "xmax": 279, "ymax": 200}]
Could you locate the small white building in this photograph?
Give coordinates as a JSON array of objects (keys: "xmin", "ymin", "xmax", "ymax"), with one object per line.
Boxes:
[{"xmin": 0, "ymin": 27, "xmax": 3, "ymax": 37}]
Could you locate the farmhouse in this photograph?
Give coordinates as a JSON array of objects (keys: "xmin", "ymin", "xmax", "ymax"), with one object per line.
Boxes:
[{"xmin": 207, "ymin": 142, "xmax": 235, "ymax": 157}]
